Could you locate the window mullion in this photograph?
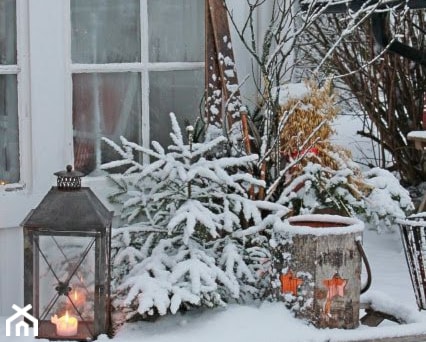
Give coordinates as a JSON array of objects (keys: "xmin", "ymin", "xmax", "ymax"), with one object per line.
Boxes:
[
  {"xmin": 0, "ymin": 65, "xmax": 19, "ymax": 74},
  {"xmin": 147, "ymin": 62, "xmax": 204, "ymax": 71},
  {"xmin": 71, "ymin": 63, "xmax": 144, "ymax": 73},
  {"xmin": 141, "ymin": 0, "xmax": 150, "ymax": 164}
]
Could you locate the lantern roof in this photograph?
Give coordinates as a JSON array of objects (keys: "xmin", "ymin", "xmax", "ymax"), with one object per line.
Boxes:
[{"xmin": 22, "ymin": 186, "xmax": 113, "ymax": 231}]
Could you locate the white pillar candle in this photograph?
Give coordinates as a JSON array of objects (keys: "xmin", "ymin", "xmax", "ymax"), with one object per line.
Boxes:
[{"xmin": 51, "ymin": 311, "xmax": 78, "ymax": 337}]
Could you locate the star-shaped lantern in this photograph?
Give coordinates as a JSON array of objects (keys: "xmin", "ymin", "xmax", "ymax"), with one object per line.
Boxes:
[
  {"xmin": 323, "ymin": 273, "xmax": 347, "ymax": 300},
  {"xmin": 280, "ymin": 270, "xmax": 303, "ymax": 296}
]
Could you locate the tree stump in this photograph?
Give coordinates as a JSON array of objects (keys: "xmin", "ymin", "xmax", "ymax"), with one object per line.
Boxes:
[{"xmin": 271, "ymin": 214, "xmax": 364, "ymax": 329}]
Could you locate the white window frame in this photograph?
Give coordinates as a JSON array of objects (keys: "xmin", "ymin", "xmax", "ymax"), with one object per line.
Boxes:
[
  {"xmin": 64, "ymin": 0, "xmax": 204, "ymax": 177},
  {"xmin": 0, "ymin": 0, "xmax": 31, "ymax": 193}
]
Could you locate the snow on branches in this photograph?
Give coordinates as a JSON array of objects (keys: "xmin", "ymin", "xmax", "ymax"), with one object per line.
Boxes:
[
  {"xmin": 279, "ymin": 161, "xmax": 413, "ymax": 231},
  {"xmin": 274, "ymin": 82, "xmax": 414, "ymax": 230},
  {"xmin": 102, "ymin": 113, "xmax": 288, "ymax": 321}
]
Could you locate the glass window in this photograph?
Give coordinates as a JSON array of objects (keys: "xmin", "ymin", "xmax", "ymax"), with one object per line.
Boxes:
[
  {"xmin": 71, "ymin": 0, "xmax": 140, "ymax": 64},
  {"xmin": 0, "ymin": 0, "xmax": 16, "ymax": 65},
  {"xmin": 149, "ymin": 70, "xmax": 204, "ymax": 148},
  {"xmin": 71, "ymin": 0, "xmax": 205, "ymax": 175},
  {"xmin": 0, "ymin": 75, "xmax": 19, "ymax": 184},
  {"xmin": 73, "ymin": 73, "xmax": 142, "ymax": 175},
  {"xmin": 0, "ymin": 0, "xmax": 19, "ymax": 185},
  {"xmin": 148, "ymin": 0, "xmax": 204, "ymax": 62}
]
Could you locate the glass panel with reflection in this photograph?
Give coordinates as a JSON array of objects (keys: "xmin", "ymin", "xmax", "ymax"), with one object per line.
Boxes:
[
  {"xmin": 148, "ymin": 0, "xmax": 204, "ymax": 62},
  {"xmin": 149, "ymin": 69, "xmax": 204, "ymax": 149},
  {"xmin": 0, "ymin": 74, "xmax": 19, "ymax": 184},
  {"xmin": 71, "ymin": 0, "xmax": 141, "ymax": 64},
  {"xmin": 72, "ymin": 72, "xmax": 142, "ymax": 175}
]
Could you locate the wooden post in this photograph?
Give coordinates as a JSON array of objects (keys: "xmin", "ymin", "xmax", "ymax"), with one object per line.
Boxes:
[
  {"xmin": 205, "ymin": 0, "xmax": 222, "ymax": 128},
  {"xmin": 205, "ymin": 0, "xmax": 242, "ymax": 131},
  {"xmin": 271, "ymin": 215, "xmax": 364, "ymax": 329}
]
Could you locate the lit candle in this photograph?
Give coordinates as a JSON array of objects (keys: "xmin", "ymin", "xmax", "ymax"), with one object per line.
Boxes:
[{"xmin": 51, "ymin": 311, "xmax": 78, "ymax": 337}]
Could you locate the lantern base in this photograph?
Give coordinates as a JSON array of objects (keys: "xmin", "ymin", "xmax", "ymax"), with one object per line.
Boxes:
[{"xmin": 37, "ymin": 320, "xmax": 95, "ymax": 341}]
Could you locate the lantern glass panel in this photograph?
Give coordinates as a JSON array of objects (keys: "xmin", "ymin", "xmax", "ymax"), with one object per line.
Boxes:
[{"xmin": 36, "ymin": 234, "xmax": 97, "ymax": 339}]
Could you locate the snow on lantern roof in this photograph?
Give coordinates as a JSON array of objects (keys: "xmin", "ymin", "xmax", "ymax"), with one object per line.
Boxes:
[{"xmin": 271, "ymin": 83, "xmax": 310, "ymax": 106}]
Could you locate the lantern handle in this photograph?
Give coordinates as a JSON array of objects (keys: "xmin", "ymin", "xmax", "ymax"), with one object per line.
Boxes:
[{"xmin": 356, "ymin": 239, "xmax": 372, "ymax": 294}]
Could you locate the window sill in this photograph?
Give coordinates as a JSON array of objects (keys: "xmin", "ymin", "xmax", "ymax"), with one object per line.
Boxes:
[{"xmin": 0, "ymin": 182, "xmax": 27, "ymax": 194}]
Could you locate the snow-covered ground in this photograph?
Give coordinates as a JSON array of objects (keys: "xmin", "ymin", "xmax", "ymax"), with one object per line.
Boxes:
[{"xmin": 1, "ymin": 228, "xmax": 426, "ymax": 342}]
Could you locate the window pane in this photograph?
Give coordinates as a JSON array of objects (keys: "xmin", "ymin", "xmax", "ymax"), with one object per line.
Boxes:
[
  {"xmin": 0, "ymin": 0, "xmax": 16, "ymax": 65},
  {"xmin": 148, "ymin": 0, "xmax": 204, "ymax": 62},
  {"xmin": 73, "ymin": 73, "xmax": 142, "ymax": 175},
  {"xmin": 71, "ymin": 0, "xmax": 140, "ymax": 63},
  {"xmin": 0, "ymin": 74, "xmax": 19, "ymax": 184},
  {"xmin": 149, "ymin": 69, "xmax": 204, "ymax": 148},
  {"xmin": 0, "ymin": 1, "xmax": 18, "ymax": 184}
]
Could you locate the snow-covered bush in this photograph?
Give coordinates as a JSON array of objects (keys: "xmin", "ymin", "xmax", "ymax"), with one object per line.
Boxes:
[
  {"xmin": 102, "ymin": 113, "xmax": 288, "ymax": 321},
  {"xmin": 275, "ymin": 81, "xmax": 414, "ymax": 230},
  {"xmin": 362, "ymin": 168, "xmax": 414, "ymax": 230},
  {"xmin": 279, "ymin": 162, "xmax": 413, "ymax": 231}
]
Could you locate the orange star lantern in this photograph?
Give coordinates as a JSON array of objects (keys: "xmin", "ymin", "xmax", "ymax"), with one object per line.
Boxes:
[
  {"xmin": 280, "ymin": 270, "xmax": 303, "ymax": 296},
  {"xmin": 323, "ymin": 273, "xmax": 347, "ymax": 300},
  {"xmin": 323, "ymin": 273, "xmax": 347, "ymax": 315}
]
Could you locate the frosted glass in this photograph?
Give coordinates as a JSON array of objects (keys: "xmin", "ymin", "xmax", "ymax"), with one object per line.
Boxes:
[
  {"xmin": 73, "ymin": 73, "xmax": 142, "ymax": 175},
  {"xmin": 149, "ymin": 69, "xmax": 204, "ymax": 148},
  {"xmin": 148, "ymin": 0, "xmax": 204, "ymax": 62},
  {"xmin": 71, "ymin": 0, "xmax": 140, "ymax": 63},
  {"xmin": 0, "ymin": 75, "xmax": 19, "ymax": 184},
  {"xmin": 0, "ymin": 0, "xmax": 16, "ymax": 64}
]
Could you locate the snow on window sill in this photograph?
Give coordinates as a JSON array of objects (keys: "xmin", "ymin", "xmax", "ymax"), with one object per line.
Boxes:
[{"xmin": 0, "ymin": 182, "xmax": 26, "ymax": 194}]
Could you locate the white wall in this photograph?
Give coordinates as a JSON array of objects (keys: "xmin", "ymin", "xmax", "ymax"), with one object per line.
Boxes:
[
  {"xmin": 0, "ymin": 227, "xmax": 23, "ymax": 316},
  {"xmin": 0, "ymin": 0, "xmax": 69, "ymax": 316}
]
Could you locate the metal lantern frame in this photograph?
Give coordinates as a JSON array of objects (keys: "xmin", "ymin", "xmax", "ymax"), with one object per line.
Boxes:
[
  {"xmin": 22, "ymin": 166, "xmax": 113, "ymax": 341},
  {"xmin": 398, "ymin": 213, "xmax": 426, "ymax": 311}
]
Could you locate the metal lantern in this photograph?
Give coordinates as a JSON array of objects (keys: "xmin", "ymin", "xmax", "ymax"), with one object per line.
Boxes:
[
  {"xmin": 22, "ymin": 165, "xmax": 113, "ymax": 340},
  {"xmin": 398, "ymin": 213, "xmax": 426, "ymax": 310}
]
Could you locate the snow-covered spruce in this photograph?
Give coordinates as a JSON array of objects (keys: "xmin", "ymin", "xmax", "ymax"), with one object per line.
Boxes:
[{"xmin": 102, "ymin": 113, "xmax": 288, "ymax": 321}]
